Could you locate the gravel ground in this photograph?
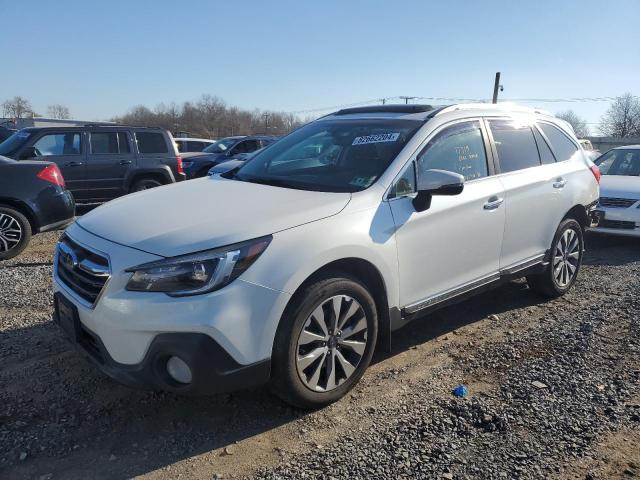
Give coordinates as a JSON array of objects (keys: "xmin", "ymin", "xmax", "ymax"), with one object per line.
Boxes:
[{"xmin": 0, "ymin": 231, "xmax": 639, "ymax": 479}]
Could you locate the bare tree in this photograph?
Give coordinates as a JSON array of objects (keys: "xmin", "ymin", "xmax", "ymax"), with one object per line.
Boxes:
[
  {"xmin": 113, "ymin": 95, "xmax": 305, "ymax": 138},
  {"xmin": 556, "ymin": 110, "xmax": 589, "ymax": 138},
  {"xmin": 2, "ymin": 96, "xmax": 33, "ymax": 119},
  {"xmin": 599, "ymin": 93, "xmax": 640, "ymax": 138},
  {"xmin": 47, "ymin": 104, "xmax": 71, "ymax": 119}
]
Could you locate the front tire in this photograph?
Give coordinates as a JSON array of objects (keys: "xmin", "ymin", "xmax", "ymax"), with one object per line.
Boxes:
[
  {"xmin": 0, "ymin": 207, "xmax": 32, "ymax": 261},
  {"xmin": 271, "ymin": 275, "xmax": 378, "ymax": 409},
  {"xmin": 527, "ymin": 218, "xmax": 584, "ymax": 298}
]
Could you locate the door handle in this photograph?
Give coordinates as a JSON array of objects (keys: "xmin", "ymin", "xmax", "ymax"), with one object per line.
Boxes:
[
  {"xmin": 119, "ymin": 160, "xmax": 132, "ymax": 165},
  {"xmin": 553, "ymin": 178, "xmax": 567, "ymax": 189},
  {"xmin": 483, "ymin": 196, "xmax": 504, "ymax": 210},
  {"xmin": 64, "ymin": 161, "xmax": 84, "ymax": 167}
]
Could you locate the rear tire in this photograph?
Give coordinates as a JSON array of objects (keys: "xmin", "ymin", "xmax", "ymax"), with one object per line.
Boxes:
[
  {"xmin": 271, "ymin": 274, "xmax": 378, "ymax": 409},
  {"xmin": 527, "ymin": 218, "xmax": 584, "ymax": 298},
  {"xmin": 130, "ymin": 178, "xmax": 163, "ymax": 193},
  {"xmin": 0, "ymin": 206, "xmax": 32, "ymax": 261}
]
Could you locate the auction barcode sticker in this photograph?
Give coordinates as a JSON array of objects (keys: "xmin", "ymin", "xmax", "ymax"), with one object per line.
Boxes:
[{"xmin": 352, "ymin": 132, "xmax": 400, "ymax": 146}]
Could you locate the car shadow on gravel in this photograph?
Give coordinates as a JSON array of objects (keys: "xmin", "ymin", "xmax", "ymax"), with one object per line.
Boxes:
[{"xmin": 377, "ymin": 279, "xmax": 543, "ymax": 363}]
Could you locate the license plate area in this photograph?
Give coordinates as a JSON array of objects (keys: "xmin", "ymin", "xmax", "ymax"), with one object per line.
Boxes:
[{"xmin": 54, "ymin": 293, "xmax": 81, "ymax": 342}]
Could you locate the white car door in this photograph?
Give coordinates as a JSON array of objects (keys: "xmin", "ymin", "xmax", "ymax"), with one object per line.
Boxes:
[
  {"xmin": 388, "ymin": 119, "xmax": 506, "ymax": 313},
  {"xmin": 486, "ymin": 118, "xmax": 564, "ymax": 270}
]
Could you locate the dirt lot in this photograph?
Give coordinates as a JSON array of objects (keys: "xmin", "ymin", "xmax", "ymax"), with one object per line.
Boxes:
[{"xmin": 0, "ymin": 231, "xmax": 639, "ymax": 479}]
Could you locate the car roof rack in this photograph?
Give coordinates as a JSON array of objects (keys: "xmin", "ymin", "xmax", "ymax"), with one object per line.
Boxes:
[{"xmin": 334, "ymin": 104, "xmax": 434, "ymax": 115}]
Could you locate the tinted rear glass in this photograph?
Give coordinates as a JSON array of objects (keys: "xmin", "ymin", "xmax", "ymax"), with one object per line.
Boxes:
[
  {"xmin": 135, "ymin": 132, "xmax": 168, "ymax": 154},
  {"xmin": 538, "ymin": 123, "xmax": 579, "ymax": 162},
  {"xmin": 488, "ymin": 120, "xmax": 541, "ymax": 173}
]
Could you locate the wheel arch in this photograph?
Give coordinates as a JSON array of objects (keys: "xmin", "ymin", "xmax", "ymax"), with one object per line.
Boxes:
[
  {"xmin": 0, "ymin": 197, "xmax": 38, "ymax": 232},
  {"xmin": 563, "ymin": 204, "xmax": 590, "ymax": 230},
  {"xmin": 279, "ymin": 257, "xmax": 392, "ymax": 353}
]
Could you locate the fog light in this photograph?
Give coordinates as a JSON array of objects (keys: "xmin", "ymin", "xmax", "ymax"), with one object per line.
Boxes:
[{"xmin": 166, "ymin": 356, "xmax": 192, "ymax": 384}]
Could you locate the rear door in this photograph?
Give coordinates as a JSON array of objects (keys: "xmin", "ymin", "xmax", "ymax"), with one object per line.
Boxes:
[
  {"xmin": 86, "ymin": 130, "xmax": 135, "ymax": 201},
  {"xmin": 30, "ymin": 131, "xmax": 87, "ymax": 200},
  {"xmin": 486, "ymin": 118, "xmax": 560, "ymax": 270}
]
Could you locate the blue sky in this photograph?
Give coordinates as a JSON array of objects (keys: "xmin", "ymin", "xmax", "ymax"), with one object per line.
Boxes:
[{"xmin": 1, "ymin": 0, "xmax": 639, "ymax": 130}]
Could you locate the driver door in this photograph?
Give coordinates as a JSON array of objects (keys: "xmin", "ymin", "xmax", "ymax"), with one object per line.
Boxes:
[{"xmin": 388, "ymin": 119, "xmax": 505, "ymax": 312}]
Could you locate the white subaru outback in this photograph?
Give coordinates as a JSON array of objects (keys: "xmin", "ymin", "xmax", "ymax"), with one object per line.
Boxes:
[{"xmin": 53, "ymin": 104, "xmax": 600, "ymax": 408}]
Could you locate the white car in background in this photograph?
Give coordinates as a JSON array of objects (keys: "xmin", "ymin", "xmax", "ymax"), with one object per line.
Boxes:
[
  {"xmin": 52, "ymin": 103, "xmax": 599, "ymax": 409},
  {"xmin": 174, "ymin": 137, "xmax": 215, "ymax": 153},
  {"xmin": 591, "ymin": 146, "xmax": 640, "ymax": 237}
]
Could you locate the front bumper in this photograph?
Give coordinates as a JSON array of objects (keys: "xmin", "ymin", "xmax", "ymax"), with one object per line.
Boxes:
[
  {"xmin": 52, "ymin": 223, "xmax": 291, "ymax": 394},
  {"xmin": 588, "ymin": 204, "xmax": 640, "ymax": 237},
  {"xmin": 54, "ymin": 292, "xmax": 270, "ymax": 394}
]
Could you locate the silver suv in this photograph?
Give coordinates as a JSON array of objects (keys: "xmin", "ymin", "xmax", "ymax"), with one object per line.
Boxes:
[{"xmin": 53, "ymin": 103, "xmax": 600, "ymax": 409}]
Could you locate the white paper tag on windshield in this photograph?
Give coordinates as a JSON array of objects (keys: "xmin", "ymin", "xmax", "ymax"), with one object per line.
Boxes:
[{"xmin": 352, "ymin": 132, "xmax": 400, "ymax": 146}]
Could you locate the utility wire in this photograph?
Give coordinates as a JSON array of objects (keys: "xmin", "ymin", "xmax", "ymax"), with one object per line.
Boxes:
[{"xmin": 288, "ymin": 95, "xmax": 638, "ymax": 115}]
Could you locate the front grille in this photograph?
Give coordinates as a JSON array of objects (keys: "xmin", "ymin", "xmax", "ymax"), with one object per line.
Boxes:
[
  {"xmin": 599, "ymin": 197, "xmax": 638, "ymax": 208},
  {"xmin": 56, "ymin": 236, "xmax": 110, "ymax": 306},
  {"xmin": 600, "ymin": 219, "xmax": 637, "ymax": 230}
]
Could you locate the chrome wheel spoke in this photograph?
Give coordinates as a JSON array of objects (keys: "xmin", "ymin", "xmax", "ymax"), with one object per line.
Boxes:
[
  {"xmin": 295, "ymin": 294, "xmax": 368, "ymax": 393},
  {"xmin": 335, "ymin": 350, "xmax": 356, "ymax": 378},
  {"xmin": 297, "ymin": 346, "xmax": 327, "ymax": 371},
  {"xmin": 341, "ymin": 316, "xmax": 367, "ymax": 340},
  {"xmin": 298, "ymin": 328, "xmax": 327, "ymax": 345},
  {"xmin": 0, "ymin": 213, "xmax": 22, "ymax": 252},
  {"xmin": 338, "ymin": 339, "xmax": 366, "ymax": 356}
]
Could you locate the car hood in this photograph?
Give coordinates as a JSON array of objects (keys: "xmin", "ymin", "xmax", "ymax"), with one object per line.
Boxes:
[
  {"xmin": 600, "ymin": 175, "xmax": 640, "ymax": 200},
  {"xmin": 77, "ymin": 177, "xmax": 351, "ymax": 257}
]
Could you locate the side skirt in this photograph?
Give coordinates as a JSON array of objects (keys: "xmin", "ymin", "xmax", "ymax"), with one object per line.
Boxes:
[{"xmin": 390, "ymin": 253, "xmax": 549, "ymax": 332}]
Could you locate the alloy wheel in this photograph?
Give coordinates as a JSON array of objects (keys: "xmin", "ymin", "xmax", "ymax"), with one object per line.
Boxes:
[
  {"xmin": 553, "ymin": 228, "xmax": 580, "ymax": 287},
  {"xmin": 295, "ymin": 295, "xmax": 368, "ymax": 392},
  {"xmin": 0, "ymin": 213, "xmax": 22, "ymax": 253}
]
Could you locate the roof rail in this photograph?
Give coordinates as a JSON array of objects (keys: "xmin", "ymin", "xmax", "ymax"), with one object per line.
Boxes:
[
  {"xmin": 334, "ymin": 104, "xmax": 434, "ymax": 115},
  {"xmin": 434, "ymin": 103, "xmax": 552, "ymax": 117},
  {"xmin": 84, "ymin": 123, "xmax": 165, "ymax": 129}
]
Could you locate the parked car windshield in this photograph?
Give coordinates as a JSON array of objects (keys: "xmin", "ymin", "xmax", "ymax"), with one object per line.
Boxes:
[
  {"xmin": 203, "ymin": 138, "xmax": 238, "ymax": 154},
  {"xmin": 231, "ymin": 119, "xmax": 422, "ymax": 192},
  {"xmin": 0, "ymin": 130, "xmax": 32, "ymax": 157},
  {"xmin": 596, "ymin": 149, "xmax": 640, "ymax": 176}
]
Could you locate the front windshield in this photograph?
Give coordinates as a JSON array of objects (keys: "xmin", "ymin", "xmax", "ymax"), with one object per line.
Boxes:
[
  {"xmin": 203, "ymin": 138, "xmax": 238, "ymax": 154},
  {"xmin": 0, "ymin": 130, "xmax": 31, "ymax": 157},
  {"xmin": 596, "ymin": 149, "xmax": 640, "ymax": 176},
  {"xmin": 232, "ymin": 119, "xmax": 421, "ymax": 192}
]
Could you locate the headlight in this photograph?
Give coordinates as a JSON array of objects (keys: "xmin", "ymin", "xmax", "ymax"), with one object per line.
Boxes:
[
  {"xmin": 182, "ymin": 161, "xmax": 194, "ymax": 168},
  {"xmin": 125, "ymin": 236, "xmax": 271, "ymax": 296}
]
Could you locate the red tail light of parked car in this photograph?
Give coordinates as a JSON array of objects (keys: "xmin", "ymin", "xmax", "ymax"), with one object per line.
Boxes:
[{"xmin": 37, "ymin": 164, "xmax": 66, "ymax": 187}]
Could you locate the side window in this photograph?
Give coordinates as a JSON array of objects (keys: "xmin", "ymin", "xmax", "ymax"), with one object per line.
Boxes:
[
  {"xmin": 187, "ymin": 141, "xmax": 204, "ymax": 151},
  {"xmin": 118, "ymin": 132, "xmax": 131, "ymax": 153},
  {"xmin": 175, "ymin": 140, "xmax": 185, "ymax": 152},
  {"xmin": 33, "ymin": 133, "xmax": 81, "ymax": 156},
  {"xmin": 532, "ymin": 127, "xmax": 556, "ymax": 164},
  {"xmin": 538, "ymin": 123, "xmax": 579, "ymax": 162},
  {"xmin": 90, "ymin": 132, "xmax": 118, "ymax": 154},
  {"xmin": 234, "ymin": 140, "xmax": 260, "ymax": 154},
  {"xmin": 90, "ymin": 132, "xmax": 131, "ymax": 154},
  {"xmin": 416, "ymin": 120, "xmax": 489, "ymax": 181},
  {"xmin": 488, "ymin": 120, "xmax": 540, "ymax": 173},
  {"xmin": 135, "ymin": 132, "xmax": 168, "ymax": 154},
  {"xmin": 391, "ymin": 162, "xmax": 416, "ymax": 197}
]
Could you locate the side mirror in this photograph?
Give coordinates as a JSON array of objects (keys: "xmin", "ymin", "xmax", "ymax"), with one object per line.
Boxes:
[{"xmin": 413, "ymin": 169, "xmax": 464, "ymax": 212}]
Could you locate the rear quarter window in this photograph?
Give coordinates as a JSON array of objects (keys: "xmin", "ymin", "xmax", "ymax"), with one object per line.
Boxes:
[
  {"xmin": 135, "ymin": 132, "xmax": 168, "ymax": 154},
  {"xmin": 538, "ymin": 123, "xmax": 579, "ymax": 162}
]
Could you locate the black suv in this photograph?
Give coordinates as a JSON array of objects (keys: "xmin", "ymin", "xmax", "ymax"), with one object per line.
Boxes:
[{"xmin": 0, "ymin": 126, "xmax": 185, "ymax": 203}]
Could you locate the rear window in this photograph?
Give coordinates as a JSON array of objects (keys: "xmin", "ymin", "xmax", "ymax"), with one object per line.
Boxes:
[
  {"xmin": 538, "ymin": 123, "xmax": 579, "ymax": 162},
  {"xmin": 135, "ymin": 132, "xmax": 168, "ymax": 154},
  {"xmin": 488, "ymin": 120, "xmax": 541, "ymax": 173}
]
